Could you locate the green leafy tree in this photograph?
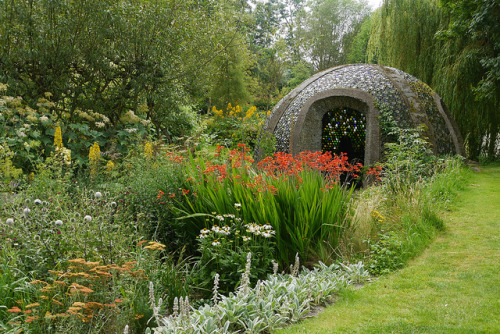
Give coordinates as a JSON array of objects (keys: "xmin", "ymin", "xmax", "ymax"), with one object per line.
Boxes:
[
  {"xmin": 365, "ymin": 0, "xmax": 499, "ymax": 159},
  {"xmin": 299, "ymin": 0, "xmax": 371, "ymax": 71}
]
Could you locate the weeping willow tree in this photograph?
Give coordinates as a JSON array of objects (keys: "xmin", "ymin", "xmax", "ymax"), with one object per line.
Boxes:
[{"xmin": 365, "ymin": 0, "xmax": 499, "ymax": 159}]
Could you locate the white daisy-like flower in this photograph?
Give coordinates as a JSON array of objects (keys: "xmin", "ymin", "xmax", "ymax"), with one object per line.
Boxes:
[
  {"xmin": 212, "ymin": 240, "xmax": 221, "ymax": 246},
  {"xmin": 95, "ymin": 192, "xmax": 102, "ymax": 199},
  {"xmin": 84, "ymin": 215, "xmax": 92, "ymax": 222},
  {"xmin": 34, "ymin": 199, "xmax": 43, "ymax": 205},
  {"xmin": 55, "ymin": 220, "xmax": 63, "ymax": 226},
  {"xmin": 6, "ymin": 218, "xmax": 14, "ymax": 224},
  {"xmin": 234, "ymin": 203, "xmax": 241, "ymax": 208},
  {"xmin": 242, "ymin": 236, "xmax": 250, "ymax": 242}
]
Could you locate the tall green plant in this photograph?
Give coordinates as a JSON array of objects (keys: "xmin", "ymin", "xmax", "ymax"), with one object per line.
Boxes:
[{"xmin": 167, "ymin": 146, "xmax": 361, "ymax": 266}]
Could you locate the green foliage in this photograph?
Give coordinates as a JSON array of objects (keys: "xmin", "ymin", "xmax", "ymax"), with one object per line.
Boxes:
[
  {"xmin": 367, "ymin": 0, "xmax": 499, "ymax": 159},
  {"xmin": 298, "ymin": 0, "xmax": 371, "ymax": 71},
  {"xmin": 366, "ymin": 231, "xmax": 404, "ymax": 275},
  {"xmin": 171, "ymin": 147, "xmax": 357, "ymax": 266},
  {"xmin": 378, "ymin": 102, "xmax": 438, "ymax": 192},
  {"xmin": 0, "ymin": 0, "xmax": 241, "ymax": 146},
  {"xmin": 346, "ymin": 15, "xmax": 373, "ymax": 64},
  {"xmin": 193, "ymin": 213, "xmax": 276, "ymax": 295},
  {"xmin": 115, "ymin": 144, "xmax": 187, "ymax": 251},
  {"xmin": 0, "ymin": 163, "xmax": 192, "ymax": 333},
  {"xmin": 148, "ymin": 261, "xmax": 370, "ymax": 333},
  {"xmin": 203, "ymin": 104, "xmax": 267, "ymax": 151}
]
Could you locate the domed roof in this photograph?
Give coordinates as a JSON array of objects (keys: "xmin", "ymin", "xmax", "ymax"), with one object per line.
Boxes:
[{"xmin": 261, "ymin": 64, "xmax": 464, "ymax": 163}]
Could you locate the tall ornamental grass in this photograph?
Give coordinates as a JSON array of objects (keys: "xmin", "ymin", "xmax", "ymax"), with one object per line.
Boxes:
[{"xmin": 168, "ymin": 145, "xmax": 372, "ymax": 266}]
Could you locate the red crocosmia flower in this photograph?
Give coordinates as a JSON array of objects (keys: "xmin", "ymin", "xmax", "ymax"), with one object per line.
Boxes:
[
  {"xmin": 157, "ymin": 190, "xmax": 165, "ymax": 199},
  {"xmin": 182, "ymin": 189, "xmax": 190, "ymax": 196}
]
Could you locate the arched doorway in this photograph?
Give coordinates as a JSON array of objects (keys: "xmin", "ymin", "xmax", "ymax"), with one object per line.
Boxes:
[
  {"xmin": 321, "ymin": 107, "xmax": 366, "ymax": 164},
  {"xmin": 291, "ymin": 89, "xmax": 380, "ymax": 166}
]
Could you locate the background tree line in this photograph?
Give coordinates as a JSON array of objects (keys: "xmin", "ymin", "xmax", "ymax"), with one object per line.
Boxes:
[{"xmin": 1, "ymin": 0, "xmax": 498, "ymax": 161}]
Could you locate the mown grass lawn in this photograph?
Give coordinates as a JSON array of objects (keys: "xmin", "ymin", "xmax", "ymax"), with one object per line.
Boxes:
[{"xmin": 275, "ymin": 163, "xmax": 500, "ymax": 333}]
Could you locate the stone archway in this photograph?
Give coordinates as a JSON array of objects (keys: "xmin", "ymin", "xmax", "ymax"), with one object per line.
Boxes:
[{"xmin": 290, "ymin": 88, "xmax": 380, "ymax": 166}]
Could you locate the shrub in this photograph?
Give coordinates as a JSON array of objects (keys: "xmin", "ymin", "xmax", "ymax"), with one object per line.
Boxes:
[{"xmin": 192, "ymin": 211, "xmax": 276, "ymax": 295}]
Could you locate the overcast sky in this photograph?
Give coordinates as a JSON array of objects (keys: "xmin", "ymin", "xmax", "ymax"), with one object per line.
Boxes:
[{"xmin": 367, "ymin": 0, "xmax": 383, "ymax": 9}]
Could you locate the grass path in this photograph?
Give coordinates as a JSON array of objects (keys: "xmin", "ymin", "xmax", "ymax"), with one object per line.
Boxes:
[{"xmin": 275, "ymin": 164, "xmax": 500, "ymax": 333}]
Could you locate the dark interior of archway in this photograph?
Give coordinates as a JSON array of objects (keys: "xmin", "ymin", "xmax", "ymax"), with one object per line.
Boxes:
[{"xmin": 321, "ymin": 107, "xmax": 366, "ymax": 164}]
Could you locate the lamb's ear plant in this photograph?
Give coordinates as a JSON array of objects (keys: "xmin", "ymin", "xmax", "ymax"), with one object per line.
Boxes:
[{"xmin": 147, "ymin": 255, "xmax": 370, "ymax": 334}]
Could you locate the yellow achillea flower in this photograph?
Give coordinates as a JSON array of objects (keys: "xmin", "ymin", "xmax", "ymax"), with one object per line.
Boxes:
[
  {"xmin": 54, "ymin": 125, "xmax": 63, "ymax": 150},
  {"xmin": 25, "ymin": 303, "xmax": 40, "ymax": 309},
  {"xmin": 144, "ymin": 241, "xmax": 166, "ymax": 251}
]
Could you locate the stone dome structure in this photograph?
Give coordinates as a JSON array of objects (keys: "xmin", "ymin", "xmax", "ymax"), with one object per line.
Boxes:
[{"xmin": 259, "ymin": 64, "xmax": 464, "ymax": 165}]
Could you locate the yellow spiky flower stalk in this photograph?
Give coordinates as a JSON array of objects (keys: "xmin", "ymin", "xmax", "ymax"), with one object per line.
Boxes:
[
  {"xmin": 54, "ymin": 125, "xmax": 63, "ymax": 150},
  {"xmin": 89, "ymin": 142, "xmax": 101, "ymax": 178},
  {"xmin": 144, "ymin": 141, "xmax": 153, "ymax": 160}
]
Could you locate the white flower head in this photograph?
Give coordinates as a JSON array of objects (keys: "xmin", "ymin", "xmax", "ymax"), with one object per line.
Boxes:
[
  {"xmin": 95, "ymin": 192, "xmax": 102, "ymax": 199},
  {"xmin": 234, "ymin": 203, "xmax": 241, "ymax": 209},
  {"xmin": 212, "ymin": 240, "xmax": 221, "ymax": 246},
  {"xmin": 55, "ymin": 220, "xmax": 63, "ymax": 226},
  {"xmin": 216, "ymin": 215, "xmax": 224, "ymax": 221},
  {"xmin": 6, "ymin": 218, "xmax": 14, "ymax": 224},
  {"xmin": 34, "ymin": 199, "xmax": 43, "ymax": 205},
  {"xmin": 23, "ymin": 208, "xmax": 31, "ymax": 217},
  {"xmin": 84, "ymin": 215, "xmax": 92, "ymax": 222},
  {"xmin": 110, "ymin": 202, "xmax": 117, "ymax": 208}
]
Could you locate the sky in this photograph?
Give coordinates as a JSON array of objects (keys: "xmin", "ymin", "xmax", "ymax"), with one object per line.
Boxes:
[{"xmin": 367, "ymin": 0, "xmax": 383, "ymax": 9}]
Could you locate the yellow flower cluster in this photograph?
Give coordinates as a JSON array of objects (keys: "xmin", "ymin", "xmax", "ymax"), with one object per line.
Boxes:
[
  {"xmin": 144, "ymin": 141, "xmax": 153, "ymax": 160},
  {"xmin": 106, "ymin": 160, "xmax": 114, "ymax": 172},
  {"xmin": 371, "ymin": 210, "xmax": 386, "ymax": 223},
  {"xmin": 143, "ymin": 241, "xmax": 166, "ymax": 251},
  {"xmin": 212, "ymin": 103, "xmax": 258, "ymax": 121},
  {"xmin": 243, "ymin": 106, "xmax": 257, "ymax": 121},
  {"xmin": 89, "ymin": 142, "xmax": 101, "ymax": 177},
  {"xmin": 54, "ymin": 125, "xmax": 63, "ymax": 150}
]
